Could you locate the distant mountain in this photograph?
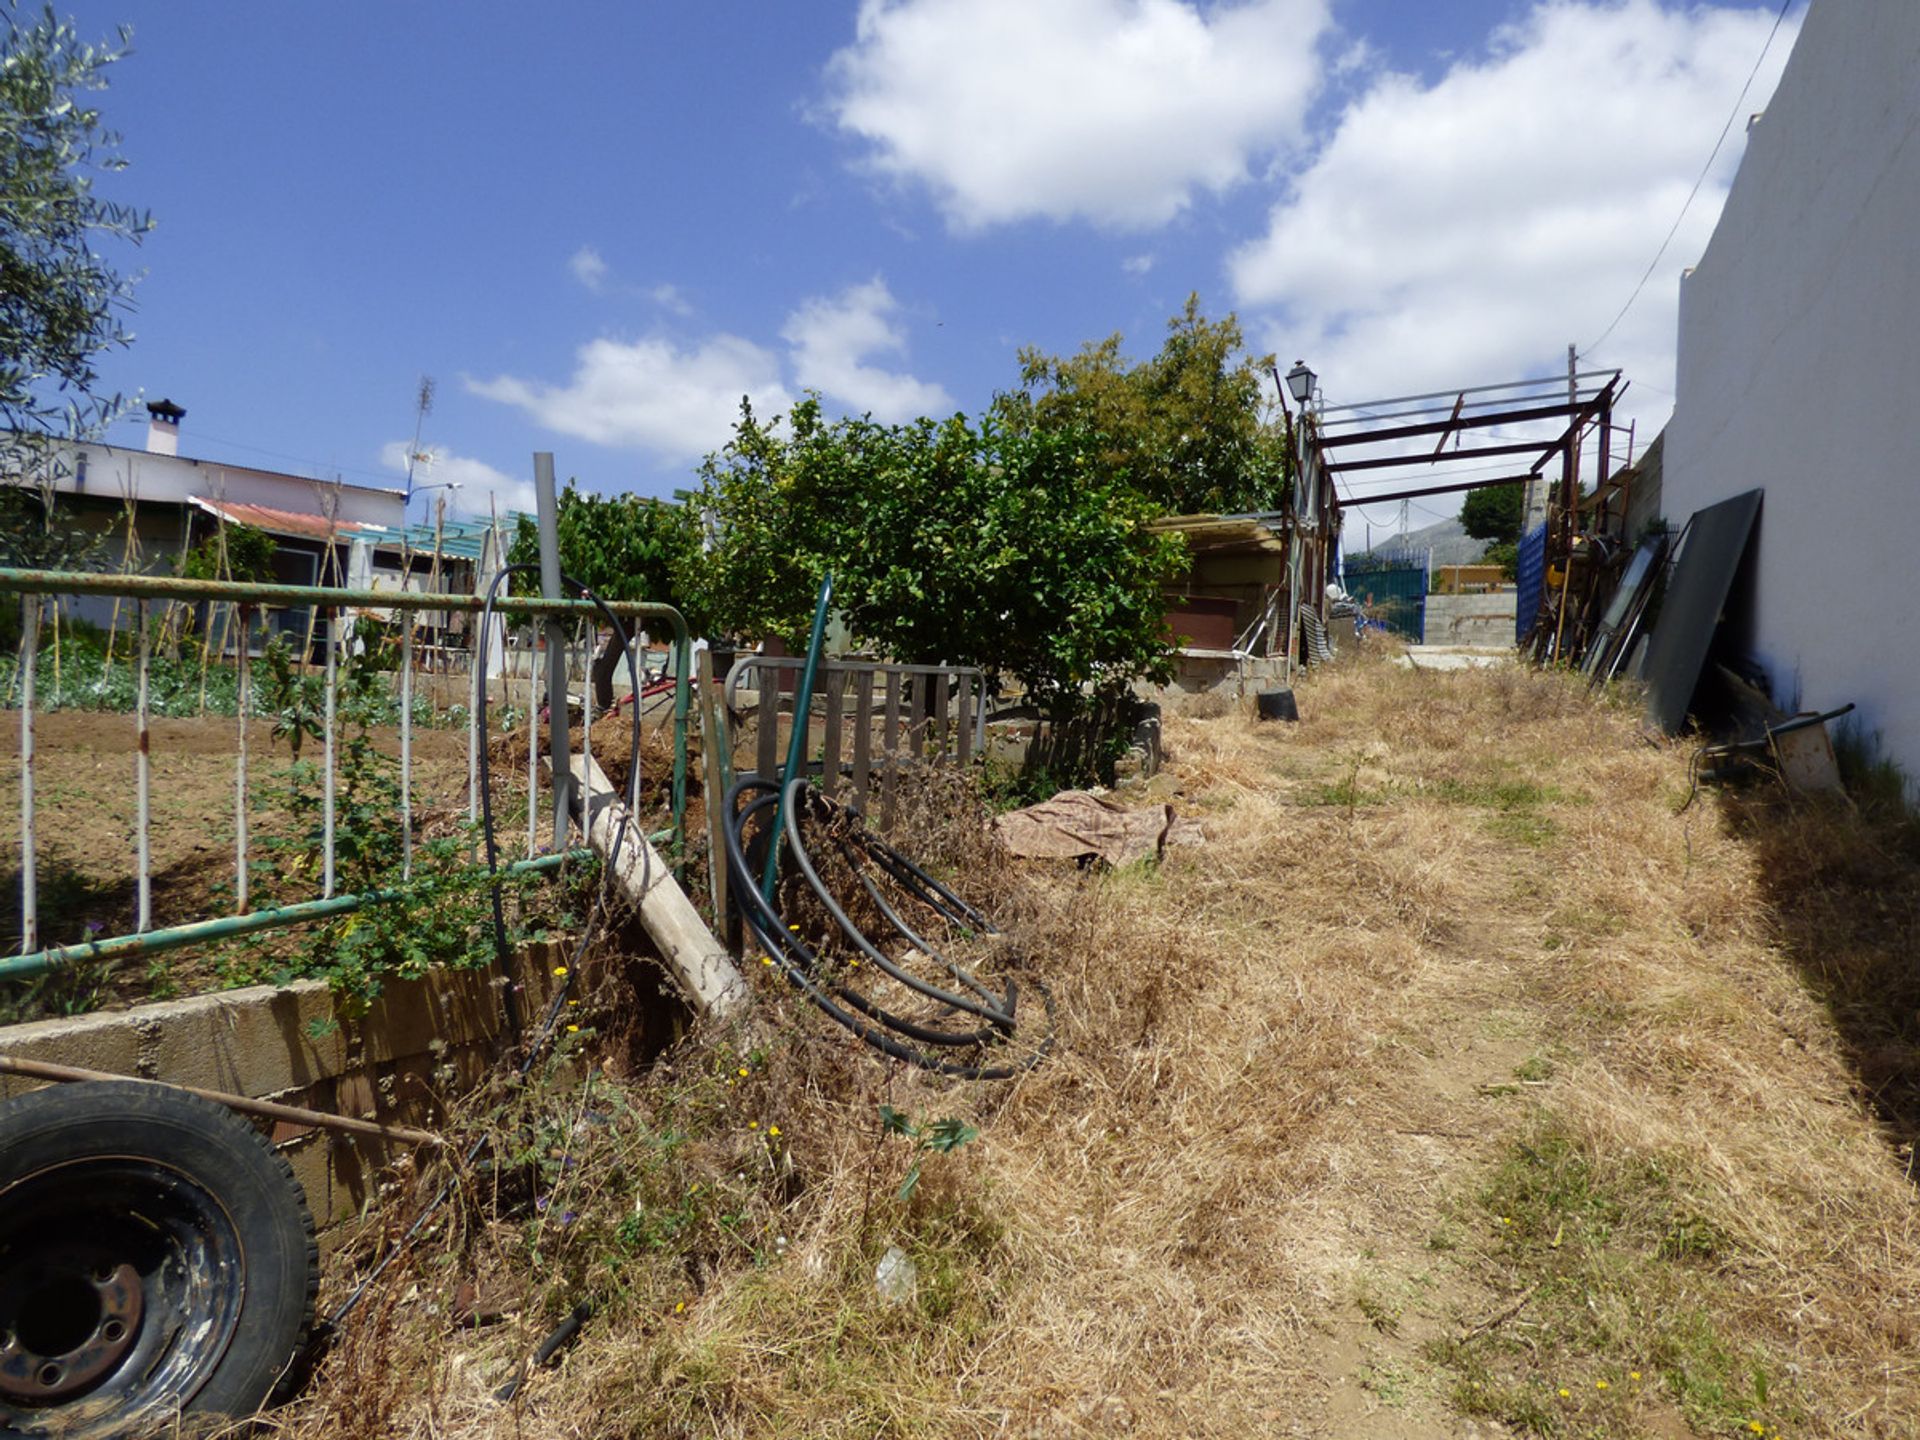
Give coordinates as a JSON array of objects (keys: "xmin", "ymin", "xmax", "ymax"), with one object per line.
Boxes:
[{"xmin": 1344, "ymin": 514, "xmax": 1488, "ymax": 568}]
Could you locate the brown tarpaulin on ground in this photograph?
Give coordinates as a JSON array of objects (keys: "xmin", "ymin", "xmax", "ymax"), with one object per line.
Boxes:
[{"xmin": 992, "ymin": 791, "xmax": 1178, "ymax": 868}]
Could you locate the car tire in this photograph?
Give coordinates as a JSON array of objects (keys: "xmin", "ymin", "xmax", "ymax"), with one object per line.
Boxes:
[{"xmin": 0, "ymin": 1080, "xmax": 317, "ymax": 1438}]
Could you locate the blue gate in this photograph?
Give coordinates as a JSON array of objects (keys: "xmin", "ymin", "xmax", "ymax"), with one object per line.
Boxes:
[
  {"xmin": 1514, "ymin": 523, "xmax": 1547, "ymax": 645},
  {"xmin": 1342, "ymin": 549, "xmax": 1427, "ymax": 643}
]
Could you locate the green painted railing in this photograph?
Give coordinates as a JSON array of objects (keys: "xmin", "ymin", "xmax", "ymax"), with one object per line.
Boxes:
[
  {"xmin": 0, "ymin": 567, "xmax": 689, "ymax": 974},
  {"xmin": 0, "ymin": 851, "xmax": 588, "ymax": 981}
]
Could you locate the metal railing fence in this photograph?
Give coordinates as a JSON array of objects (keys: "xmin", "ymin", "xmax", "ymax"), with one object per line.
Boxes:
[{"xmin": 0, "ymin": 568, "xmax": 690, "ymax": 978}]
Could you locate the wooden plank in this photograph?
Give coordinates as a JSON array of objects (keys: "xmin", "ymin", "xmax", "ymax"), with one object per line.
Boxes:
[
  {"xmin": 906, "ymin": 671, "xmax": 925, "ymax": 759},
  {"xmin": 881, "ymin": 668, "xmax": 901, "ymax": 832},
  {"xmin": 955, "ymin": 673, "xmax": 973, "ymax": 765},
  {"xmin": 931, "ymin": 669, "xmax": 950, "ymax": 761},
  {"xmin": 821, "ymin": 669, "xmax": 843, "ymax": 798},
  {"xmin": 851, "ymin": 670, "xmax": 874, "ymax": 812},
  {"xmin": 566, "ymin": 750, "xmax": 748, "ymax": 1018},
  {"xmin": 757, "ymin": 661, "xmax": 779, "ymax": 781}
]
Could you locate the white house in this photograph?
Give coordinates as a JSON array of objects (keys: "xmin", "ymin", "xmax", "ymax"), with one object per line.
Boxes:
[
  {"xmin": 1662, "ymin": 2, "xmax": 1920, "ymax": 795},
  {"xmin": 9, "ymin": 400, "xmax": 406, "ymax": 585}
]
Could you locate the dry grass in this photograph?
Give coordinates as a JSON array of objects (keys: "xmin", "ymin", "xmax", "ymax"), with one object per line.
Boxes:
[{"xmin": 277, "ymin": 643, "xmax": 1920, "ymax": 1439}]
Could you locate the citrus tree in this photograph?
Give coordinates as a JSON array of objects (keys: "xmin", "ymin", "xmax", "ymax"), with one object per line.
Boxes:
[
  {"xmin": 507, "ymin": 482, "xmax": 708, "ymax": 704},
  {"xmin": 689, "ymin": 398, "xmax": 1183, "ymax": 714},
  {"xmin": 1000, "ymin": 293, "xmax": 1291, "ymax": 516}
]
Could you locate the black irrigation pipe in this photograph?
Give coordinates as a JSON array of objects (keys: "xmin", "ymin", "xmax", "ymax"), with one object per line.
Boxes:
[
  {"xmin": 721, "ymin": 774, "xmax": 1053, "ymax": 1080},
  {"xmin": 331, "ymin": 595, "xmax": 1050, "ymax": 1365},
  {"xmin": 325, "ymin": 566, "xmax": 647, "ymax": 1337}
]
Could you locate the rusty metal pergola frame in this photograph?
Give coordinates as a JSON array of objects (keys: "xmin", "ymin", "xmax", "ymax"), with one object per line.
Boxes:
[
  {"xmin": 1315, "ymin": 368, "xmax": 1623, "ymax": 515},
  {"xmin": 1282, "ymin": 367, "xmax": 1629, "ymax": 660}
]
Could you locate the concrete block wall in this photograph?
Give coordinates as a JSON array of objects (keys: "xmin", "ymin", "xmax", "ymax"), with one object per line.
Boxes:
[
  {"xmin": 0, "ymin": 942, "xmax": 565, "ymax": 1232},
  {"xmin": 1422, "ymin": 591, "xmax": 1517, "ymax": 648}
]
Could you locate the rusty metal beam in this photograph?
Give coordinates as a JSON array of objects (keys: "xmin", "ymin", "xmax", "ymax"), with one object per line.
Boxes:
[
  {"xmin": 1325, "ymin": 439, "xmax": 1559, "ymax": 474},
  {"xmin": 1337, "ymin": 474, "xmax": 1535, "ymax": 507},
  {"xmin": 1317, "ymin": 400, "xmax": 1583, "ymax": 449}
]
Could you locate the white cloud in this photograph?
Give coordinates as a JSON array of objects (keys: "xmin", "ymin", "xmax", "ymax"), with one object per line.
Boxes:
[
  {"xmin": 825, "ymin": 0, "xmax": 1334, "ymax": 229},
  {"xmin": 781, "ymin": 278, "xmax": 954, "ymax": 421},
  {"xmin": 1230, "ymin": 0, "xmax": 1798, "ymax": 453},
  {"xmin": 1122, "ymin": 253, "xmax": 1156, "ymax": 276},
  {"xmin": 466, "ymin": 334, "xmax": 793, "ymax": 462},
  {"xmin": 378, "ymin": 441, "xmax": 536, "ymax": 517},
  {"xmin": 649, "ymin": 283, "xmax": 693, "ymax": 316},
  {"xmin": 568, "ymin": 245, "xmax": 608, "ymax": 292}
]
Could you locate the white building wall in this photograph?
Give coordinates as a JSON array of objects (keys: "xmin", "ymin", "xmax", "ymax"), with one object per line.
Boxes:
[
  {"xmin": 59, "ymin": 442, "xmax": 403, "ymax": 527},
  {"xmin": 1663, "ymin": 0, "xmax": 1920, "ymax": 792}
]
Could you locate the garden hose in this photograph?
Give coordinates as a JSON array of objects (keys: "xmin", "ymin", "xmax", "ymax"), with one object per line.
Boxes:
[{"xmin": 721, "ymin": 774, "xmax": 1052, "ymax": 1080}]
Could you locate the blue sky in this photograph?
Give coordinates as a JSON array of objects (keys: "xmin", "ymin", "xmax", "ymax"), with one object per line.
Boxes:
[{"xmin": 62, "ymin": 0, "xmax": 1798, "ymax": 536}]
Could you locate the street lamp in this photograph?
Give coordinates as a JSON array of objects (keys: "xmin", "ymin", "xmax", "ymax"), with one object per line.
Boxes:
[
  {"xmin": 1284, "ymin": 359, "xmax": 1316, "ymax": 411},
  {"xmin": 409, "ymin": 479, "xmax": 463, "ymax": 521}
]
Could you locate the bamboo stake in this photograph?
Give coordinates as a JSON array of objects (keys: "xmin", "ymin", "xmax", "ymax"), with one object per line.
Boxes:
[
  {"xmin": 47, "ymin": 596, "xmax": 61, "ymax": 708},
  {"xmin": 235, "ymin": 605, "xmax": 251, "ymax": 913},
  {"xmin": 401, "ymin": 621, "xmax": 413, "ymax": 882},
  {"xmin": 135, "ymin": 600, "xmax": 151, "ymax": 932},
  {"xmin": 20, "ymin": 596, "xmax": 37, "ymax": 954}
]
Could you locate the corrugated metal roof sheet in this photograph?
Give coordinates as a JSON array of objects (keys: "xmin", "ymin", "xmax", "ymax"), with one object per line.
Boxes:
[{"xmin": 349, "ymin": 513, "xmax": 525, "ymax": 562}]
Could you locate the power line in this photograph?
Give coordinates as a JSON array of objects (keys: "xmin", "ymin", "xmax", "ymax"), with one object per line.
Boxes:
[{"xmin": 1584, "ymin": 0, "xmax": 1797, "ymax": 357}]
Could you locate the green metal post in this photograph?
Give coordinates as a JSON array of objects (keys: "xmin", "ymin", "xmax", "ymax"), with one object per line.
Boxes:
[{"xmin": 761, "ymin": 573, "xmax": 833, "ymax": 902}]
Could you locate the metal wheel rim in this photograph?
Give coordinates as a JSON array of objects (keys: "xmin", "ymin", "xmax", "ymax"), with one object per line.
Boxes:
[{"xmin": 0, "ymin": 1157, "xmax": 245, "ymax": 1433}]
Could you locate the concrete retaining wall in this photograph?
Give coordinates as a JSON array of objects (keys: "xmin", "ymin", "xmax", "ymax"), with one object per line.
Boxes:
[
  {"xmin": 1422, "ymin": 591, "xmax": 1517, "ymax": 648},
  {"xmin": 0, "ymin": 944, "xmax": 565, "ymax": 1233}
]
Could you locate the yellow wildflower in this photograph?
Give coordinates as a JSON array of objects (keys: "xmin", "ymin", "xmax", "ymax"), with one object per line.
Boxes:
[{"xmin": 768, "ymin": 1125, "xmax": 781, "ymax": 1137}]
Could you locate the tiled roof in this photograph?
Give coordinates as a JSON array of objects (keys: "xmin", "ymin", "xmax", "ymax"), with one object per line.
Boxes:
[{"xmin": 189, "ymin": 496, "xmax": 383, "ymax": 543}]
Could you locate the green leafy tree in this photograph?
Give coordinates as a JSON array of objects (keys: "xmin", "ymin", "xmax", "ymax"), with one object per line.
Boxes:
[
  {"xmin": 1000, "ymin": 293, "xmax": 1290, "ymax": 515},
  {"xmin": 1481, "ymin": 538, "xmax": 1519, "ymax": 581},
  {"xmin": 180, "ymin": 521, "xmax": 275, "ymax": 582},
  {"xmin": 681, "ymin": 396, "xmax": 882, "ymax": 650},
  {"xmin": 1459, "ymin": 484, "xmax": 1526, "ymax": 545},
  {"xmin": 508, "ymin": 482, "xmax": 709, "ymax": 705},
  {"xmin": 507, "ymin": 482, "xmax": 703, "ymax": 611},
  {"xmin": 0, "ymin": 3, "xmax": 151, "ymax": 460},
  {"xmin": 0, "ymin": 481, "xmax": 101, "ymax": 568},
  {"xmin": 690, "ymin": 397, "xmax": 1183, "ymax": 714}
]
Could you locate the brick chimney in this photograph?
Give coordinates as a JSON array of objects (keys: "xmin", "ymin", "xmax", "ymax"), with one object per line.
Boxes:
[{"xmin": 145, "ymin": 398, "xmax": 185, "ymax": 456}]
